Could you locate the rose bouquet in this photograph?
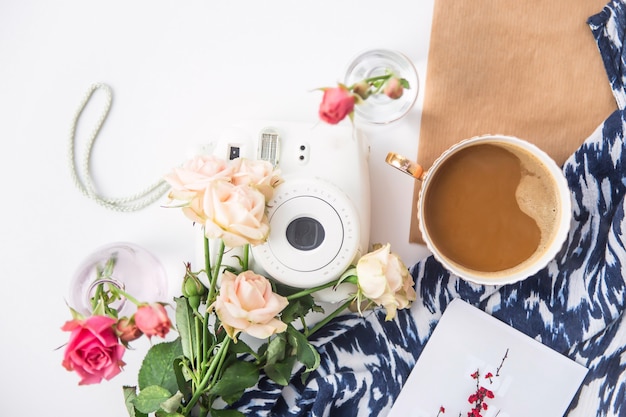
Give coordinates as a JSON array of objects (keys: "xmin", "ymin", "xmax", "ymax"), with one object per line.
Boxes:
[
  {"xmin": 317, "ymin": 71, "xmax": 411, "ymax": 124},
  {"xmin": 61, "ymin": 153, "xmax": 416, "ymax": 417}
]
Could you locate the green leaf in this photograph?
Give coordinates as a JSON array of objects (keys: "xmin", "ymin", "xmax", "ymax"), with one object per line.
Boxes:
[
  {"xmin": 264, "ymin": 355, "xmax": 296, "ymax": 386},
  {"xmin": 265, "ymin": 333, "xmax": 287, "ymax": 365},
  {"xmin": 287, "ymin": 326, "xmax": 320, "ymax": 373},
  {"xmin": 172, "ymin": 357, "xmax": 192, "ymax": 398},
  {"xmin": 159, "ymin": 391, "xmax": 184, "ymax": 414},
  {"xmin": 280, "ymin": 295, "xmax": 316, "ymax": 324},
  {"xmin": 399, "ymin": 78, "xmax": 410, "ymax": 89},
  {"xmin": 133, "ymin": 385, "xmax": 172, "ymax": 414},
  {"xmin": 122, "ymin": 386, "xmax": 147, "ymax": 417},
  {"xmin": 337, "ymin": 267, "xmax": 358, "ymax": 285},
  {"xmin": 209, "ymin": 360, "xmax": 259, "ymax": 404},
  {"xmin": 92, "ymin": 297, "xmax": 107, "ymax": 316},
  {"xmin": 138, "ymin": 339, "xmax": 184, "ymax": 394},
  {"xmin": 174, "ymin": 297, "xmax": 197, "ymax": 361},
  {"xmin": 228, "ymin": 338, "xmax": 255, "ymax": 356}
]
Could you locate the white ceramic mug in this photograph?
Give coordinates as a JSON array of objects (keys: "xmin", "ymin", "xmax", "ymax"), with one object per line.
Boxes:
[{"xmin": 388, "ymin": 134, "xmax": 571, "ymax": 285}]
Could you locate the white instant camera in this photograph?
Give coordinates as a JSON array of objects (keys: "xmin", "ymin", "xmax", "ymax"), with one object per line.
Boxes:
[{"xmin": 208, "ymin": 121, "xmax": 371, "ymax": 296}]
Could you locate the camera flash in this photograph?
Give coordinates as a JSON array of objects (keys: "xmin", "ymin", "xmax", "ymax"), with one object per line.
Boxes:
[{"xmin": 258, "ymin": 128, "xmax": 280, "ymax": 167}]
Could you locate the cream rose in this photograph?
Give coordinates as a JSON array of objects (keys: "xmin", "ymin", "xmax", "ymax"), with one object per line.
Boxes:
[
  {"xmin": 164, "ymin": 155, "xmax": 234, "ymax": 223},
  {"xmin": 164, "ymin": 155, "xmax": 233, "ymax": 192},
  {"xmin": 356, "ymin": 243, "xmax": 416, "ymax": 320},
  {"xmin": 229, "ymin": 158, "xmax": 281, "ymax": 201},
  {"xmin": 213, "ymin": 271, "xmax": 288, "ymax": 340},
  {"xmin": 203, "ymin": 181, "xmax": 270, "ymax": 247}
]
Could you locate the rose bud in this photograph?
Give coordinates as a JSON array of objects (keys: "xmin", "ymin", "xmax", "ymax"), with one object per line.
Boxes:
[
  {"xmin": 134, "ymin": 303, "xmax": 172, "ymax": 339},
  {"xmin": 115, "ymin": 317, "xmax": 142, "ymax": 344},
  {"xmin": 318, "ymin": 86, "xmax": 355, "ymax": 124},
  {"xmin": 351, "ymin": 81, "xmax": 371, "ymax": 100},
  {"xmin": 182, "ymin": 266, "xmax": 207, "ymax": 310},
  {"xmin": 383, "ymin": 77, "xmax": 404, "ymax": 99}
]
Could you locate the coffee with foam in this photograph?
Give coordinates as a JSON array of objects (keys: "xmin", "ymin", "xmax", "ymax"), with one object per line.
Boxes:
[{"xmin": 418, "ymin": 136, "xmax": 570, "ymax": 284}]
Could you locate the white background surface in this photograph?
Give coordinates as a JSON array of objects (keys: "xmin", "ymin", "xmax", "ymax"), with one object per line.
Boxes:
[{"xmin": 0, "ymin": 1, "xmax": 434, "ymax": 416}]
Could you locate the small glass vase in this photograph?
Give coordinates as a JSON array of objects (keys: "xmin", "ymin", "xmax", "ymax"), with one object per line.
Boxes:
[
  {"xmin": 344, "ymin": 48, "xmax": 419, "ymax": 125},
  {"xmin": 68, "ymin": 242, "xmax": 168, "ymax": 317}
]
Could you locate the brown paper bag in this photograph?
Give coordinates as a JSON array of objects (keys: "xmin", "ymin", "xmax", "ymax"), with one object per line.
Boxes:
[{"xmin": 410, "ymin": 0, "xmax": 617, "ymax": 243}]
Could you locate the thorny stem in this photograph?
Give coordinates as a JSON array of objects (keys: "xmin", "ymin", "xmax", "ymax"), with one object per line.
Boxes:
[{"xmin": 182, "ymin": 337, "xmax": 232, "ymax": 415}]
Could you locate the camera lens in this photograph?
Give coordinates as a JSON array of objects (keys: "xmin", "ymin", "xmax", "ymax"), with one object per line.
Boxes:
[{"xmin": 286, "ymin": 217, "xmax": 325, "ymax": 251}]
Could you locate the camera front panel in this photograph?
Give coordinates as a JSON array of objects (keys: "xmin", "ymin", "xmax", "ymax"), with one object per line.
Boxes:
[{"xmin": 251, "ymin": 177, "xmax": 361, "ymax": 288}]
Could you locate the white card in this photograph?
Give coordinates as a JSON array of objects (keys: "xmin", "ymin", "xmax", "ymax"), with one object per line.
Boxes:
[{"xmin": 388, "ymin": 298, "xmax": 588, "ymax": 417}]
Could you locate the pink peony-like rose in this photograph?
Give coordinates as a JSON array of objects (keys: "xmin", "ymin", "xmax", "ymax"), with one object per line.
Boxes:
[
  {"xmin": 356, "ymin": 243, "xmax": 416, "ymax": 320},
  {"xmin": 203, "ymin": 181, "xmax": 270, "ymax": 247},
  {"xmin": 134, "ymin": 303, "xmax": 172, "ymax": 339},
  {"xmin": 383, "ymin": 77, "xmax": 404, "ymax": 99},
  {"xmin": 229, "ymin": 158, "xmax": 281, "ymax": 201},
  {"xmin": 213, "ymin": 270, "xmax": 288, "ymax": 340},
  {"xmin": 61, "ymin": 315, "xmax": 126, "ymax": 385},
  {"xmin": 318, "ymin": 86, "xmax": 355, "ymax": 124}
]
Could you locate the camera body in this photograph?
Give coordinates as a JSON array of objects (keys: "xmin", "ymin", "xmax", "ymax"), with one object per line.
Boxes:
[{"xmin": 210, "ymin": 121, "xmax": 371, "ymax": 292}]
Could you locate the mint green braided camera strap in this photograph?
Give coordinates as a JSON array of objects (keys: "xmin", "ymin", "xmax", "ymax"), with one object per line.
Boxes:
[{"xmin": 68, "ymin": 83, "xmax": 170, "ymax": 212}]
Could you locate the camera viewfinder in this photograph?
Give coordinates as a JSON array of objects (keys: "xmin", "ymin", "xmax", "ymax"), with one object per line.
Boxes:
[{"xmin": 228, "ymin": 146, "xmax": 241, "ymax": 160}]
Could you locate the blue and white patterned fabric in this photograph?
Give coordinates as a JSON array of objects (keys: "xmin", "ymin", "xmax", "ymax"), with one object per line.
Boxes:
[{"xmin": 235, "ymin": 1, "xmax": 626, "ymax": 415}]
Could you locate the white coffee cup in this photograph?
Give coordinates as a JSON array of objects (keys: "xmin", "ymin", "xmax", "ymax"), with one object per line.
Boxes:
[{"xmin": 388, "ymin": 134, "xmax": 571, "ymax": 285}]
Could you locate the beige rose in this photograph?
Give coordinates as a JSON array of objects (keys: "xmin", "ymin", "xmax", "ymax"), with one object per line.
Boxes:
[
  {"xmin": 356, "ymin": 243, "xmax": 416, "ymax": 321},
  {"xmin": 213, "ymin": 271, "xmax": 288, "ymax": 340},
  {"xmin": 164, "ymin": 155, "xmax": 233, "ymax": 192},
  {"xmin": 164, "ymin": 155, "xmax": 234, "ymax": 223},
  {"xmin": 231, "ymin": 158, "xmax": 280, "ymax": 187},
  {"xmin": 203, "ymin": 180, "xmax": 270, "ymax": 247},
  {"xmin": 229, "ymin": 158, "xmax": 281, "ymax": 200}
]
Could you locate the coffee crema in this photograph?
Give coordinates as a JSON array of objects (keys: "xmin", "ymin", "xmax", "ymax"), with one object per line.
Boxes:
[{"xmin": 422, "ymin": 143, "xmax": 560, "ymax": 274}]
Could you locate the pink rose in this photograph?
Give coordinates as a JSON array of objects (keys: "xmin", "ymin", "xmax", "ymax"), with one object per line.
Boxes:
[
  {"xmin": 356, "ymin": 243, "xmax": 416, "ymax": 320},
  {"xmin": 203, "ymin": 181, "xmax": 270, "ymax": 247},
  {"xmin": 383, "ymin": 77, "xmax": 404, "ymax": 99},
  {"xmin": 230, "ymin": 158, "xmax": 282, "ymax": 201},
  {"xmin": 61, "ymin": 316, "xmax": 126, "ymax": 385},
  {"xmin": 134, "ymin": 303, "xmax": 172, "ymax": 339},
  {"xmin": 213, "ymin": 270, "xmax": 288, "ymax": 340},
  {"xmin": 318, "ymin": 86, "xmax": 355, "ymax": 124}
]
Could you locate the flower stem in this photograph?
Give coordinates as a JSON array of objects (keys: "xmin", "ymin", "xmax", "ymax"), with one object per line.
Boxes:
[
  {"xmin": 202, "ymin": 309, "xmax": 210, "ymax": 370},
  {"xmin": 286, "ymin": 279, "xmax": 341, "ymax": 301},
  {"xmin": 207, "ymin": 239, "xmax": 225, "ymax": 304},
  {"xmin": 182, "ymin": 337, "xmax": 232, "ymax": 415},
  {"xmin": 242, "ymin": 244, "xmax": 250, "ymax": 271},
  {"xmin": 348, "ymin": 73, "xmax": 392, "ymax": 90},
  {"xmin": 203, "ymin": 235, "xmax": 212, "ymax": 281},
  {"xmin": 194, "ymin": 315, "xmax": 202, "ymax": 372},
  {"xmin": 307, "ymin": 297, "xmax": 355, "ymax": 336},
  {"xmin": 110, "ymin": 286, "xmax": 143, "ymax": 307}
]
